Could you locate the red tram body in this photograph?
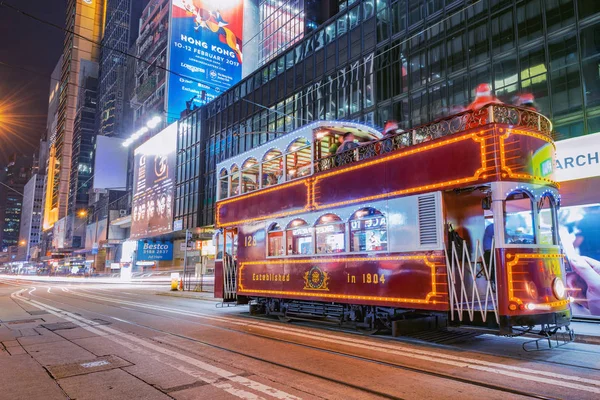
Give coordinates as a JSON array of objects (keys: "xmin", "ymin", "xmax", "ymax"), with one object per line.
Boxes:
[{"xmin": 214, "ymin": 104, "xmax": 571, "ymax": 335}]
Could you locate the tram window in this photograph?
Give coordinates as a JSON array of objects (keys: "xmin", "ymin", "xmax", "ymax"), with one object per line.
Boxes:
[
  {"xmin": 286, "ymin": 219, "xmax": 313, "ymax": 255},
  {"xmin": 504, "ymin": 191, "xmax": 536, "ymax": 245},
  {"xmin": 231, "ymin": 165, "xmax": 240, "ymax": 196},
  {"xmin": 537, "ymin": 194, "xmax": 557, "ymax": 245},
  {"xmin": 242, "ymin": 158, "xmax": 259, "ymax": 194},
  {"xmin": 349, "ymin": 208, "xmax": 388, "ymax": 252},
  {"xmin": 262, "ymin": 150, "xmax": 283, "ymax": 187},
  {"xmin": 315, "ymin": 214, "xmax": 345, "ymax": 254},
  {"xmin": 286, "ymin": 138, "xmax": 312, "ymax": 180},
  {"xmin": 267, "ymin": 223, "xmax": 284, "ymax": 257},
  {"xmin": 219, "ymin": 169, "xmax": 229, "ymax": 200}
]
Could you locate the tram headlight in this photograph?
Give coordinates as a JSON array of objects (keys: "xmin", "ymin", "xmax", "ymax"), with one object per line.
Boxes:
[
  {"xmin": 525, "ymin": 281, "xmax": 538, "ymax": 299},
  {"xmin": 552, "ymin": 277, "xmax": 566, "ymax": 300}
]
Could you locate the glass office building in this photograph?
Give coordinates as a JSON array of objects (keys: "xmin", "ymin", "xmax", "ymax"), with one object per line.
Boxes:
[{"xmin": 175, "ymin": 0, "xmax": 600, "ymax": 229}]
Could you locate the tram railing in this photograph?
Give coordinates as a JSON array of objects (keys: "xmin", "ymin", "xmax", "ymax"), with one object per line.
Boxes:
[
  {"xmin": 445, "ymin": 238, "xmax": 500, "ymax": 325},
  {"xmin": 315, "ymin": 104, "xmax": 552, "ymax": 173}
]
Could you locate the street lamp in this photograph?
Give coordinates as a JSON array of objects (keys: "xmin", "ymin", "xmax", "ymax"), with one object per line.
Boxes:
[
  {"xmin": 77, "ymin": 209, "xmax": 88, "ymax": 218},
  {"xmin": 122, "ymin": 115, "xmax": 162, "ymax": 147},
  {"xmin": 19, "ymin": 240, "xmax": 26, "ymax": 246}
]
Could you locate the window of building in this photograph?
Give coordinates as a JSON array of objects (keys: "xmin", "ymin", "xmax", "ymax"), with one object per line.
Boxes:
[
  {"xmin": 350, "ymin": 208, "xmax": 388, "ymax": 252},
  {"xmin": 230, "ymin": 164, "xmax": 240, "ymax": 196},
  {"xmin": 494, "ymin": 56, "xmax": 518, "ymax": 98},
  {"xmin": 491, "ymin": 10, "xmax": 514, "ymax": 55},
  {"xmin": 286, "ymin": 138, "xmax": 311, "ymax": 180},
  {"xmin": 262, "ymin": 149, "xmax": 283, "ymax": 187},
  {"xmin": 520, "ymin": 45, "xmax": 549, "ymax": 112},
  {"xmin": 267, "ymin": 223, "xmax": 284, "ymax": 257},
  {"xmin": 315, "ymin": 214, "xmax": 345, "ymax": 254},
  {"xmin": 446, "ymin": 34, "xmax": 466, "ymax": 72},
  {"xmin": 517, "ymin": 0, "xmax": 543, "ymax": 44},
  {"xmin": 348, "ymin": 4, "xmax": 361, "ymax": 30},
  {"xmin": 468, "ymin": 22, "xmax": 489, "ymax": 65},
  {"xmin": 504, "ymin": 191, "xmax": 536, "ymax": 245},
  {"xmin": 537, "ymin": 194, "xmax": 557, "ymax": 245},
  {"xmin": 219, "ymin": 169, "xmax": 228, "ymax": 200},
  {"xmin": 241, "ymin": 158, "xmax": 259, "ymax": 194},
  {"xmin": 546, "ymin": 0, "xmax": 575, "ymax": 33},
  {"xmin": 286, "ymin": 219, "xmax": 313, "ymax": 255}
]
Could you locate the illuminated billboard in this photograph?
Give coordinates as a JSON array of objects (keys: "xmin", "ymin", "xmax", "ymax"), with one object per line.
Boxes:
[
  {"xmin": 167, "ymin": 0, "xmax": 244, "ymax": 120},
  {"xmin": 130, "ymin": 123, "xmax": 177, "ymax": 239}
]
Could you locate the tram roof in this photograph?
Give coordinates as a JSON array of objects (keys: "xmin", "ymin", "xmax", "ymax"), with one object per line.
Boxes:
[{"xmin": 217, "ymin": 120, "xmax": 382, "ymax": 172}]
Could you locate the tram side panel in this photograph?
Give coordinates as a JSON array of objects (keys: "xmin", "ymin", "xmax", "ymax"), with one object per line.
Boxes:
[{"xmin": 236, "ymin": 253, "xmax": 448, "ymax": 312}]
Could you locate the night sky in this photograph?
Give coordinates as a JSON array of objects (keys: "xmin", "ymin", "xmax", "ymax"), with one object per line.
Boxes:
[{"xmin": 0, "ymin": 0, "xmax": 66, "ymax": 165}]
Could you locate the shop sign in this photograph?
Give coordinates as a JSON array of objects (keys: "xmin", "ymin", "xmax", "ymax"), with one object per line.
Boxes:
[
  {"xmin": 555, "ymin": 132, "xmax": 600, "ymax": 182},
  {"xmin": 137, "ymin": 241, "xmax": 173, "ymax": 261}
]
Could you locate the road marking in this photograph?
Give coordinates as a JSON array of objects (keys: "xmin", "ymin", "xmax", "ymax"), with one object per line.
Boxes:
[
  {"xmin": 64, "ymin": 289, "xmax": 600, "ymax": 394},
  {"xmin": 12, "ymin": 290, "xmax": 301, "ymax": 400},
  {"xmin": 48, "ymin": 287, "xmax": 52, "ymax": 294}
]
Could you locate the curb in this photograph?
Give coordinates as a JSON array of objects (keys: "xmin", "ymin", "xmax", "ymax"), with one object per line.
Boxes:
[
  {"xmin": 573, "ymin": 334, "xmax": 600, "ymax": 345},
  {"xmin": 155, "ymin": 291, "xmax": 221, "ymax": 302}
]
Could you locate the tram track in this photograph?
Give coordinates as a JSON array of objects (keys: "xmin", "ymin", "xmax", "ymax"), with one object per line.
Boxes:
[{"xmin": 14, "ymin": 286, "xmax": 572, "ymax": 400}]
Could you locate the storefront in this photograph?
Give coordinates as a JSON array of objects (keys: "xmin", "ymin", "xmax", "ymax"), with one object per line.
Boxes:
[{"xmin": 556, "ymin": 132, "xmax": 600, "ymax": 319}]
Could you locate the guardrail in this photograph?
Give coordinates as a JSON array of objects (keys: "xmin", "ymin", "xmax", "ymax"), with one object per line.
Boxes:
[{"xmin": 316, "ymin": 104, "xmax": 553, "ymax": 172}]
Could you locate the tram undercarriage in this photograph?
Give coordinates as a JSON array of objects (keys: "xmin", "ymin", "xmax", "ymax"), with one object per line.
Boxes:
[{"xmin": 247, "ymin": 296, "xmax": 574, "ymax": 349}]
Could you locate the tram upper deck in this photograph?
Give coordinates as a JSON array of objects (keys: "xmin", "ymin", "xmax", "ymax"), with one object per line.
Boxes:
[{"xmin": 215, "ymin": 103, "xmax": 554, "ymax": 228}]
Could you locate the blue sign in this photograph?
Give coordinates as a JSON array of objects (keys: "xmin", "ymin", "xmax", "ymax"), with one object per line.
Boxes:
[
  {"xmin": 167, "ymin": 0, "xmax": 244, "ymax": 121},
  {"xmin": 137, "ymin": 241, "xmax": 173, "ymax": 261}
]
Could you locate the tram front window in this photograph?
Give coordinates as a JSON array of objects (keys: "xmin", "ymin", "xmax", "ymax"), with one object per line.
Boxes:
[
  {"xmin": 504, "ymin": 191, "xmax": 536, "ymax": 245},
  {"xmin": 286, "ymin": 219, "xmax": 313, "ymax": 255},
  {"xmin": 538, "ymin": 194, "xmax": 557, "ymax": 245}
]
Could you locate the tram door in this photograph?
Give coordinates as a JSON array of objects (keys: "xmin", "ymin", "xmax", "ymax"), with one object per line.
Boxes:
[
  {"xmin": 444, "ymin": 190, "xmax": 500, "ymax": 328},
  {"xmin": 221, "ymin": 228, "xmax": 238, "ymax": 302}
]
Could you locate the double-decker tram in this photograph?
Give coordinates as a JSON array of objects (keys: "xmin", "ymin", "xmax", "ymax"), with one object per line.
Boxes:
[{"xmin": 213, "ymin": 102, "xmax": 572, "ymax": 338}]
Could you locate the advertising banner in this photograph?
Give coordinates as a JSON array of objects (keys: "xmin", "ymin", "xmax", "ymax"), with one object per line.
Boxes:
[
  {"xmin": 555, "ymin": 132, "xmax": 600, "ymax": 182},
  {"xmin": 555, "ymin": 132, "xmax": 600, "ymax": 319},
  {"xmin": 137, "ymin": 241, "xmax": 174, "ymax": 261},
  {"xmin": 167, "ymin": 0, "xmax": 244, "ymax": 119},
  {"xmin": 130, "ymin": 123, "xmax": 177, "ymax": 239}
]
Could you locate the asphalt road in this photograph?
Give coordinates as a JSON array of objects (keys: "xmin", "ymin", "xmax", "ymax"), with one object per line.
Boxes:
[{"xmin": 1, "ymin": 278, "xmax": 599, "ymax": 400}]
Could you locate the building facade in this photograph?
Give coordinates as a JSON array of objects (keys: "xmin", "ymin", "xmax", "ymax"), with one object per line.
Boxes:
[
  {"xmin": 131, "ymin": 0, "xmax": 170, "ymax": 128},
  {"xmin": 68, "ymin": 73, "xmax": 98, "ymax": 224},
  {"xmin": 18, "ymin": 175, "xmax": 45, "ymax": 261},
  {"xmin": 97, "ymin": 0, "xmax": 147, "ymax": 138},
  {"xmin": 44, "ymin": 0, "xmax": 105, "ymax": 229},
  {"xmin": 1, "ymin": 154, "xmax": 32, "ymax": 251},
  {"xmin": 174, "ymin": 0, "xmax": 600, "ymax": 230}
]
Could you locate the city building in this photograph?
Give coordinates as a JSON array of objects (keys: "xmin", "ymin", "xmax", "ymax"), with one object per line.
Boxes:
[
  {"xmin": 69, "ymin": 70, "xmax": 98, "ymax": 217},
  {"xmin": 65, "ymin": 71, "xmax": 99, "ymax": 250},
  {"xmin": 131, "ymin": 0, "xmax": 170, "ymax": 129},
  {"xmin": 97, "ymin": 0, "xmax": 147, "ymax": 138},
  {"xmin": 18, "ymin": 174, "xmax": 45, "ymax": 261},
  {"xmin": 44, "ymin": 0, "xmax": 105, "ymax": 230},
  {"xmin": 1, "ymin": 154, "xmax": 32, "ymax": 251},
  {"xmin": 174, "ymin": 0, "xmax": 600, "ymax": 231}
]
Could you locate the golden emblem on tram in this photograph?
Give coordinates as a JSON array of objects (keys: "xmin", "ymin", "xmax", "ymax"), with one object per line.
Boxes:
[{"xmin": 303, "ymin": 266, "xmax": 330, "ymax": 291}]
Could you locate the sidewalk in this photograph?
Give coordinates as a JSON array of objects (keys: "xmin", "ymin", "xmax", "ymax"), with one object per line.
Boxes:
[
  {"xmin": 571, "ymin": 321, "xmax": 600, "ymax": 345},
  {"xmin": 155, "ymin": 288, "xmax": 220, "ymax": 302}
]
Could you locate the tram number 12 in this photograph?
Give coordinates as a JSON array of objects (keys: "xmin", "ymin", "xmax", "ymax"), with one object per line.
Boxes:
[
  {"xmin": 363, "ymin": 273, "xmax": 385, "ymax": 284},
  {"xmin": 244, "ymin": 235, "xmax": 257, "ymax": 247}
]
